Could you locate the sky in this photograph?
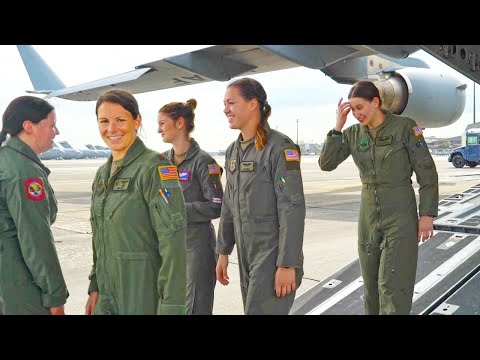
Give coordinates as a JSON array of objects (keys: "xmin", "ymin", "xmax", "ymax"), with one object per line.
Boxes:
[{"xmin": 0, "ymin": 45, "xmax": 478, "ymax": 153}]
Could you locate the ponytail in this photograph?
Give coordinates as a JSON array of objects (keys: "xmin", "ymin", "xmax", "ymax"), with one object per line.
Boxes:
[
  {"xmin": 254, "ymin": 125, "xmax": 267, "ymax": 151},
  {"xmin": 254, "ymin": 100, "xmax": 271, "ymax": 151}
]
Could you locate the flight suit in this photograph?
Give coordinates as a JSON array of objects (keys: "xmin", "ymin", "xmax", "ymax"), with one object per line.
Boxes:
[
  {"xmin": 88, "ymin": 138, "xmax": 187, "ymax": 315},
  {"xmin": 163, "ymin": 138, "xmax": 223, "ymax": 315},
  {"xmin": 0, "ymin": 136, "xmax": 68, "ymax": 314},
  {"xmin": 217, "ymin": 124, "xmax": 305, "ymax": 315},
  {"xmin": 320, "ymin": 111, "xmax": 439, "ymax": 315}
]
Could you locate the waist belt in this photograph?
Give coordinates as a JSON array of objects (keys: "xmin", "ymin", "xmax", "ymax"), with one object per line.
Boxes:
[{"xmin": 362, "ymin": 183, "xmax": 411, "ymax": 189}]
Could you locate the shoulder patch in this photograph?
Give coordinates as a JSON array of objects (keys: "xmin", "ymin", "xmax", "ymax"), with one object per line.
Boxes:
[
  {"xmin": 25, "ymin": 177, "xmax": 46, "ymax": 201},
  {"xmin": 284, "ymin": 149, "xmax": 300, "ymax": 162},
  {"xmin": 208, "ymin": 164, "xmax": 221, "ymax": 175},
  {"xmin": 158, "ymin": 165, "xmax": 179, "ymax": 181},
  {"xmin": 412, "ymin": 126, "xmax": 423, "ymax": 137}
]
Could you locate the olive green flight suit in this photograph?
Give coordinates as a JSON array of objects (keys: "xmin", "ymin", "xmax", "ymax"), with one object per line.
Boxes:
[
  {"xmin": 217, "ymin": 124, "xmax": 305, "ymax": 315},
  {"xmin": 88, "ymin": 138, "xmax": 187, "ymax": 315},
  {"xmin": 163, "ymin": 138, "xmax": 223, "ymax": 315},
  {"xmin": 0, "ymin": 136, "xmax": 68, "ymax": 314},
  {"xmin": 320, "ymin": 111, "xmax": 438, "ymax": 315}
]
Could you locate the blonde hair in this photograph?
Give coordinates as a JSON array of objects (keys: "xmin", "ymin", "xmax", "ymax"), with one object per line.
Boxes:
[{"xmin": 227, "ymin": 78, "xmax": 271, "ymax": 150}]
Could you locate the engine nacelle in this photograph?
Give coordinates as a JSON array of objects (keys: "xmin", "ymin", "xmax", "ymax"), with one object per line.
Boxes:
[{"xmin": 374, "ymin": 67, "xmax": 467, "ymax": 128}]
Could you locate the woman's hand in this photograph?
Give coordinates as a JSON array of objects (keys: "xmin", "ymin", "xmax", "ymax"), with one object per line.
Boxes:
[
  {"xmin": 274, "ymin": 267, "xmax": 296, "ymax": 297},
  {"xmin": 216, "ymin": 254, "xmax": 229, "ymax": 286},
  {"xmin": 418, "ymin": 215, "xmax": 434, "ymax": 242},
  {"xmin": 85, "ymin": 291, "xmax": 99, "ymax": 315},
  {"xmin": 335, "ymin": 97, "xmax": 351, "ymax": 132}
]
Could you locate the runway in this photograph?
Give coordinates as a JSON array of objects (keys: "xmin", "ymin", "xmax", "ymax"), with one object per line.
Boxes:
[{"xmin": 44, "ymin": 155, "xmax": 480, "ymax": 315}]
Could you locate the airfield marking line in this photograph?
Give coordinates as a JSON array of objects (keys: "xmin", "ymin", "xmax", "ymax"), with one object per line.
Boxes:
[
  {"xmin": 412, "ymin": 237, "xmax": 480, "ymax": 302},
  {"xmin": 307, "ymin": 277, "xmax": 363, "ymax": 315}
]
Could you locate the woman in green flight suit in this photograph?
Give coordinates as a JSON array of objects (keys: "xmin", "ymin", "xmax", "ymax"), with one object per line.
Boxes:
[
  {"xmin": 85, "ymin": 89, "xmax": 187, "ymax": 315},
  {"xmin": 320, "ymin": 81, "xmax": 439, "ymax": 315},
  {"xmin": 216, "ymin": 77, "xmax": 306, "ymax": 315},
  {"xmin": 0, "ymin": 96, "xmax": 68, "ymax": 315},
  {"xmin": 158, "ymin": 98, "xmax": 224, "ymax": 315}
]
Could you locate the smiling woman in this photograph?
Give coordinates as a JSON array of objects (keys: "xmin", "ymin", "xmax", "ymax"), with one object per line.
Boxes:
[
  {"xmin": 85, "ymin": 89, "xmax": 188, "ymax": 315},
  {"xmin": 319, "ymin": 80, "xmax": 439, "ymax": 315}
]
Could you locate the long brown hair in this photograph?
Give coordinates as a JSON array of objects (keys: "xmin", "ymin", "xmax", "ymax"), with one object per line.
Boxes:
[{"xmin": 227, "ymin": 78, "xmax": 271, "ymax": 150}]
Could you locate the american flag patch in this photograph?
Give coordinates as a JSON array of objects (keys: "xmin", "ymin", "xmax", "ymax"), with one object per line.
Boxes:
[
  {"xmin": 413, "ymin": 126, "xmax": 423, "ymax": 137},
  {"xmin": 158, "ymin": 165, "xmax": 179, "ymax": 181},
  {"xmin": 213, "ymin": 197, "xmax": 222, "ymax": 204},
  {"xmin": 284, "ymin": 149, "xmax": 300, "ymax": 161},
  {"xmin": 208, "ymin": 164, "xmax": 221, "ymax": 175}
]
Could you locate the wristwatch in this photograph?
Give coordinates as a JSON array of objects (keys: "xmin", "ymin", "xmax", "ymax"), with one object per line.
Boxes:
[{"xmin": 328, "ymin": 129, "xmax": 342, "ymax": 138}]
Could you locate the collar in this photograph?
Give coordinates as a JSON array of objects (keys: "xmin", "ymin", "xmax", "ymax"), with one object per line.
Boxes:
[
  {"xmin": 103, "ymin": 137, "xmax": 147, "ymax": 173},
  {"xmin": 6, "ymin": 136, "xmax": 50, "ymax": 175},
  {"xmin": 362, "ymin": 110, "xmax": 393, "ymax": 136},
  {"xmin": 166, "ymin": 138, "xmax": 200, "ymax": 163}
]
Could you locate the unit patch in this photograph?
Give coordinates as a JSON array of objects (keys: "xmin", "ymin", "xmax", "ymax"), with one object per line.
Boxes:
[
  {"xmin": 375, "ymin": 135, "xmax": 393, "ymax": 146},
  {"xmin": 113, "ymin": 178, "xmax": 131, "ymax": 191},
  {"xmin": 240, "ymin": 161, "xmax": 255, "ymax": 172},
  {"xmin": 284, "ymin": 149, "xmax": 300, "ymax": 161},
  {"xmin": 179, "ymin": 170, "xmax": 191, "ymax": 182},
  {"xmin": 358, "ymin": 139, "xmax": 370, "ymax": 152},
  {"xmin": 229, "ymin": 159, "xmax": 237, "ymax": 173},
  {"xmin": 208, "ymin": 164, "xmax": 221, "ymax": 175},
  {"xmin": 96, "ymin": 179, "xmax": 106, "ymax": 194},
  {"xmin": 25, "ymin": 177, "xmax": 45, "ymax": 201},
  {"xmin": 158, "ymin": 165, "xmax": 179, "ymax": 181},
  {"xmin": 413, "ymin": 126, "xmax": 423, "ymax": 137}
]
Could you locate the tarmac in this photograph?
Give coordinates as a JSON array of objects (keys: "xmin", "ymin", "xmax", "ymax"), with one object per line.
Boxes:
[{"xmin": 45, "ymin": 155, "xmax": 480, "ymax": 315}]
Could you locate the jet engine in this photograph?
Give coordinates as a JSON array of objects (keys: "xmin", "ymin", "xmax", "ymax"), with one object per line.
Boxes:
[{"xmin": 374, "ymin": 67, "xmax": 467, "ymax": 128}]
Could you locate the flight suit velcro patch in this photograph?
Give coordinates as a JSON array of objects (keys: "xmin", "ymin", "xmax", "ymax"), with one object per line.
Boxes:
[
  {"xmin": 284, "ymin": 149, "xmax": 300, "ymax": 161},
  {"xmin": 113, "ymin": 178, "xmax": 131, "ymax": 191},
  {"xmin": 179, "ymin": 170, "xmax": 190, "ymax": 182},
  {"xmin": 375, "ymin": 136, "xmax": 393, "ymax": 146},
  {"xmin": 284, "ymin": 149, "xmax": 300, "ymax": 171},
  {"xmin": 413, "ymin": 126, "xmax": 423, "ymax": 137},
  {"xmin": 208, "ymin": 164, "xmax": 221, "ymax": 175},
  {"xmin": 229, "ymin": 159, "xmax": 237, "ymax": 173},
  {"xmin": 240, "ymin": 161, "xmax": 255, "ymax": 172},
  {"xmin": 96, "ymin": 179, "xmax": 106, "ymax": 194},
  {"xmin": 416, "ymin": 140, "xmax": 428, "ymax": 150},
  {"xmin": 358, "ymin": 138, "xmax": 370, "ymax": 152},
  {"xmin": 158, "ymin": 165, "xmax": 179, "ymax": 181},
  {"xmin": 25, "ymin": 177, "xmax": 46, "ymax": 201}
]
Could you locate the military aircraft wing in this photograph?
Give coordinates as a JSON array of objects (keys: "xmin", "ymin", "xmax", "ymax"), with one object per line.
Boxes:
[{"xmin": 17, "ymin": 45, "xmax": 421, "ymax": 102}]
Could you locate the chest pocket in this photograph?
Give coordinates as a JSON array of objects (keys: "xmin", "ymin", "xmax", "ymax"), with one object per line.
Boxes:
[
  {"xmin": 105, "ymin": 191, "xmax": 130, "ymax": 219},
  {"xmin": 350, "ymin": 146, "xmax": 370, "ymax": 173},
  {"xmin": 380, "ymin": 141, "xmax": 408, "ymax": 169},
  {"xmin": 244, "ymin": 166, "xmax": 276, "ymax": 219}
]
